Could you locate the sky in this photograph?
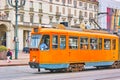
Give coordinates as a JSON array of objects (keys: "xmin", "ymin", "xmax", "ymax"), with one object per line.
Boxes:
[{"xmin": 114, "ymin": 0, "xmax": 120, "ymax": 2}]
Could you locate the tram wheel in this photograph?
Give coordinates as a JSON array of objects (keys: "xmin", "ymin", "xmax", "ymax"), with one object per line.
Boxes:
[{"xmin": 38, "ymin": 68, "xmax": 40, "ymax": 72}]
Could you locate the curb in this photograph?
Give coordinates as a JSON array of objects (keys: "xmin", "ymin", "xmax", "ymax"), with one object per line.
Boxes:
[{"xmin": 0, "ymin": 64, "xmax": 28, "ymax": 67}]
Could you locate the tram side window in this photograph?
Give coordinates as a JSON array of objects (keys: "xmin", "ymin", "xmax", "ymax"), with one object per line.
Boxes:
[
  {"xmin": 104, "ymin": 39, "xmax": 111, "ymax": 50},
  {"xmin": 39, "ymin": 35, "xmax": 50, "ymax": 50},
  {"xmin": 69, "ymin": 37, "xmax": 78, "ymax": 49},
  {"xmin": 52, "ymin": 35, "xmax": 58, "ymax": 49},
  {"xmin": 90, "ymin": 38, "xmax": 98, "ymax": 50},
  {"xmin": 112, "ymin": 39, "xmax": 116, "ymax": 50},
  {"xmin": 99, "ymin": 38, "xmax": 102, "ymax": 50},
  {"xmin": 80, "ymin": 37, "xmax": 88, "ymax": 49},
  {"xmin": 60, "ymin": 35, "xmax": 66, "ymax": 49}
]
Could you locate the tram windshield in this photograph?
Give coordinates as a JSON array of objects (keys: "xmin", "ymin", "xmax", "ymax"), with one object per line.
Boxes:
[{"xmin": 30, "ymin": 34, "xmax": 41, "ymax": 48}]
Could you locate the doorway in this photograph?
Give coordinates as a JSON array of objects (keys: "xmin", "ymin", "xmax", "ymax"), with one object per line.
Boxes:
[{"xmin": 0, "ymin": 24, "xmax": 7, "ymax": 46}]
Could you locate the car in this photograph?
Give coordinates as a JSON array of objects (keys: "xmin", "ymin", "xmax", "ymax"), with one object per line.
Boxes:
[{"xmin": 23, "ymin": 47, "xmax": 29, "ymax": 53}]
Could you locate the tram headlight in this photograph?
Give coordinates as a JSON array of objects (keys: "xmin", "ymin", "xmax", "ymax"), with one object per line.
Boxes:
[{"xmin": 32, "ymin": 58, "xmax": 36, "ymax": 62}]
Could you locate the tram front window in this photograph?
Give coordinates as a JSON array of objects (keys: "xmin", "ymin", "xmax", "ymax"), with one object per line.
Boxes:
[
  {"xmin": 39, "ymin": 35, "xmax": 50, "ymax": 50},
  {"xmin": 30, "ymin": 35, "xmax": 41, "ymax": 48}
]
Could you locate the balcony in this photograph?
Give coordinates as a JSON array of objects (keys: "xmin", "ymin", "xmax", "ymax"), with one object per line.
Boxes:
[
  {"xmin": 68, "ymin": 14, "xmax": 73, "ymax": 18},
  {"xmin": 56, "ymin": 12, "xmax": 61, "ymax": 23},
  {"xmin": 39, "ymin": 9, "xmax": 42, "ymax": 13},
  {"xmin": 79, "ymin": 15, "xmax": 84, "ymax": 23},
  {"xmin": 4, "ymin": 5, "xmax": 9, "ymax": 14},
  {"xmin": 30, "ymin": 8, "xmax": 34, "ymax": 12},
  {"xmin": 19, "ymin": 7, "xmax": 24, "ymax": 13},
  {"xmin": 56, "ymin": 12, "xmax": 61, "ymax": 17},
  {"xmin": 29, "ymin": 8, "xmax": 34, "ymax": 15}
]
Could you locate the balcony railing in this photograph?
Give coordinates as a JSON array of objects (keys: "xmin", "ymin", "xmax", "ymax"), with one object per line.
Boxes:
[
  {"xmin": 39, "ymin": 9, "xmax": 42, "ymax": 13},
  {"xmin": 19, "ymin": 7, "xmax": 24, "ymax": 13},
  {"xmin": 56, "ymin": 12, "xmax": 61, "ymax": 17},
  {"xmin": 29, "ymin": 8, "xmax": 34, "ymax": 15},
  {"xmin": 30, "ymin": 8, "xmax": 34, "ymax": 12},
  {"xmin": 68, "ymin": 14, "xmax": 73, "ymax": 18}
]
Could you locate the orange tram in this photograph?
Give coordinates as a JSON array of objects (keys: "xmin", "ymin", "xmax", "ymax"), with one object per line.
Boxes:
[{"xmin": 29, "ymin": 24, "xmax": 120, "ymax": 72}]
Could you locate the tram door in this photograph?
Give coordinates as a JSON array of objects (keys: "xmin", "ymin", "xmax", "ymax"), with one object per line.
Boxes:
[
  {"xmin": 59, "ymin": 35, "xmax": 69, "ymax": 63},
  {"xmin": 68, "ymin": 36, "xmax": 79, "ymax": 62},
  {"xmin": 51, "ymin": 34, "xmax": 69, "ymax": 63}
]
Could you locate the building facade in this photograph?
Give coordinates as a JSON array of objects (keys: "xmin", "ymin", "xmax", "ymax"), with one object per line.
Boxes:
[
  {"xmin": 0, "ymin": 0, "xmax": 98, "ymax": 50},
  {"xmin": 98, "ymin": 0, "xmax": 120, "ymax": 32}
]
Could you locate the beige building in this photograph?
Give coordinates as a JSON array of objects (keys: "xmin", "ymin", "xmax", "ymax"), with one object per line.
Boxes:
[{"xmin": 0, "ymin": 0, "xmax": 98, "ymax": 50}]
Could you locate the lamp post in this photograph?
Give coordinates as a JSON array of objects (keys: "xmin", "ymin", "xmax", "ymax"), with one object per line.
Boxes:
[{"xmin": 7, "ymin": 0, "xmax": 25, "ymax": 59}]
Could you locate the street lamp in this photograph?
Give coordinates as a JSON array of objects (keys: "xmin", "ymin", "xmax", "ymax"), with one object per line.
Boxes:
[{"xmin": 7, "ymin": 0, "xmax": 25, "ymax": 59}]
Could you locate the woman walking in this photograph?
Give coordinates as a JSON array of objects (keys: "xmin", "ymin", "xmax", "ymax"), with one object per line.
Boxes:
[{"xmin": 6, "ymin": 49, "xmax": 11, "ymax": 63}]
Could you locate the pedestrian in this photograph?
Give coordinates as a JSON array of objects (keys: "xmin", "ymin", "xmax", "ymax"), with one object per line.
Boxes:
[
  {"xmin": 10, "ymin": 50, "xmax": 12, "ymax": 60},
  {"xmin": 40, "ymin": 40, "xmax": 48, "ymax": 50},
  {"xmin": 6, "ymin": 48, "xmax": 12, "ymax": 63}
]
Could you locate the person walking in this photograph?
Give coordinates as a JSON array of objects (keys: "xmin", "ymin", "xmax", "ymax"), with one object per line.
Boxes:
[{"xmin": 6, "ymin": 49, "xmax": 11, "ymax": 63}]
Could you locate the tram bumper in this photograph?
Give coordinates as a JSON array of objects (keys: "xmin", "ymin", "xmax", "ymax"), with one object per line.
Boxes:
[{"xmin": 29, "ymin": 62, "xmax": 39, "ymax": 68}]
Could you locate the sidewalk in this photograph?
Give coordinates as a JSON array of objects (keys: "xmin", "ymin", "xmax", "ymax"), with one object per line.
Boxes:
[{"xmin": 0, "ymin": 52, "xmax": 29, "ymax": 67}]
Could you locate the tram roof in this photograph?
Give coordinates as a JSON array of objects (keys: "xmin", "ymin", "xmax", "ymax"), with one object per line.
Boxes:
[{"xmin": 34, "ymin": 27, "xmax": 118, "ymax": 38}]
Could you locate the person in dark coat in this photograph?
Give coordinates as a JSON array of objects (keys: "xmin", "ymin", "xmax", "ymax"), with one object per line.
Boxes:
[{"xmin": 6, "ymin": 49, "xmax": 11, "ymax": 63}]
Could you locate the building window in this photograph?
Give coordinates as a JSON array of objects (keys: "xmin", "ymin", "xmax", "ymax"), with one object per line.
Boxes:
[
  {"xmin": 56, "ymin": 0, "xmax": 59, "ymax": 2},
  {"xmin": 20, "ymin": 14, "xmax": 24, "ymax": 22},
  {"xmin": 69, "ymin": 37, "xmax": 78, "ymax": 49},
  {"xmin": 56, "ymin": 6, "xmax": 59, "ymax": 12},
  {"xmin": 79, "ymin": 2, "xmax": 82, "ymax": 6},
  {"xmin": 89, "ymin": 12, "xmax": 93, "ymax": 19},
  {"xmin": 68, "ymin": 8, "xmax": 71, "ymax": 14},
  {"xmin": 68, "ymin": 0, "xmax": 72, "ymax": 4},
  {"xmin": 30, "ymin": 15, "xmax": 33, "ymax": 23},
  {"xmin": 84, "ymin": 12, "xmax": 87, "ymax": 17},
  {"xmin": 74, "ymin": 9, "xmax": 76, "ymax": 16},
  {"xmin": 30, "ymin": 1, "xmax": 33, "ymax": 8},
  {"xmin": 50, "ymin": 0, "xmax": 52, "ymax": 3},
  {"xmin": 74, "ymin": 0, "xmax": 77, "ymax": 8},
  {"xmin": 62, "ymin": 7, "xmax": 65, "ymax": 14},
  {"xmin": 89, "ymin": 4, "xmax": 92, "ymax": 8},
  {"xmin": 39, "ymin": 16, "xmax": 42, "ymax": 24},
  {"xmin": 50, "ymin": 5, "xmax": 52, "ymax": 12},
  {"xmin": 94, "ymin": 5, "xmax": 97, "ymax": 11},
  {"xmin": 39, "ymin": 3, "xmax": 42, "ymax": 9},
  {"xmin": 62, "ymin": 0, "xmax": 66, "ymax": 5},
  {"xmin": 84, "ymin": 2, "xmax": 87, "ymax": 10},
  {"xmin": 79, "ymin": 11, "xmax": 82, "ymax": 16}
]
